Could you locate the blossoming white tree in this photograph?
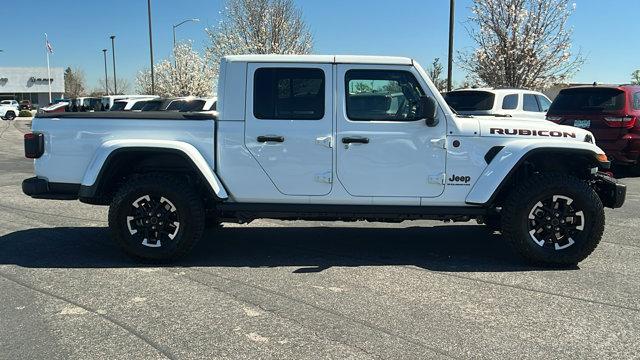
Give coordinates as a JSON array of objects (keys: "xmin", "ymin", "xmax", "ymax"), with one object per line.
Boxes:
[
  {"xmin": 136, "ymin": 42, "xmax": 217, "ymax": 97},
  {"xmin": 206, "ymin": 0, "xmax": 313, "ymax": 72},
  {"xmin": 459, "ymin": 0, "xmax": 585, "ymax": 90}
]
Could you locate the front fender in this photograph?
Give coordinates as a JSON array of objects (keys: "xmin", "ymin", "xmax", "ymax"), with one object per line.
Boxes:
[
  {"xmin": 465, "ymin": 139, "xmax": 605, "ymax": 206},
  {"xmin": 81, "ymin": 139, "xmax": 228, "ymax": 200}
]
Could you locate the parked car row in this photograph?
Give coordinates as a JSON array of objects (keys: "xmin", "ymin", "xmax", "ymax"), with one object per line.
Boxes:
[
  {"xmin": 40, "ymin": 95, "xmax": 217, "ymax": 114},
  {"xmin": 109, "ymin": 96, "xmax": 217, "ymax": 112},
  {"xmin": 444, "ymin": 84, "xmax": 640, "ymax": 174}
]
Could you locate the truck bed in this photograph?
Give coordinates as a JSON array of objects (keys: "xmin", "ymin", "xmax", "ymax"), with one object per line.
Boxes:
[{"xmin": 31, "ymin": 112, "xmax": 217, "ymax": 186}]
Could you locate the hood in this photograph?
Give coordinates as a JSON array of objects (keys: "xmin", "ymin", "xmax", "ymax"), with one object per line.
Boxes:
[{"xmin": 477, "ymin": 117, "xmax": 594, "ymax": 144}]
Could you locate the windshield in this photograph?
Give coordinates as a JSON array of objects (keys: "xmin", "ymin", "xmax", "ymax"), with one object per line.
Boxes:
[
  {"xmin": 180, "ymin": 100, "xmax": 206, "ymax": 112},
  {"xmin": 130, "ymin": 101, "xmax": 148, "ymax": 111},
  {"xmin": 166, "ymin": 100, "xmax": 187, "ymax": 111},
  {"xmin": 444, "ymin": 91, "xmax": 495, "ymax": 111},
  {"xmin": 110, "ymin": 101, "xmax": 127, "ymax": 111},
  {"xmin": 549, "ymin": 88, "xmax": 625, "ymax": 113},
  {"xmin": 141, "ymin": 101, "xmax": 163, "ymax": 111}
]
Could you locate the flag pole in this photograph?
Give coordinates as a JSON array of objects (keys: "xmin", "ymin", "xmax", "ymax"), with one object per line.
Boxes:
[{"xmin": 45, "ymin": 33, "xmax": 52, "ymax": 103}]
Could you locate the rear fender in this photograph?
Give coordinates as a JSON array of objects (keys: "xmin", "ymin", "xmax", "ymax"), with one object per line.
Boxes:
[
  {"xmin": 465, "ymin": 140, "xmax": 605, "ymax": 206},
  {"xmin": 81, "ymin": 139, "xmax": 228, "ymax": 200}
]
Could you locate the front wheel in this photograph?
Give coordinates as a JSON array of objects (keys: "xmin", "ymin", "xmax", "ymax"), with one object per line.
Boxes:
[
  {"xmin": 5, "ymin": 111, "xmax": 16, "ymax": 120},
  {"xmin": 501, "ymin": 173, "xmax": 604, "ymax": 266},
  {"xmin": 108, "ymin": 173, "xmax": 205, "ymax": 261}
]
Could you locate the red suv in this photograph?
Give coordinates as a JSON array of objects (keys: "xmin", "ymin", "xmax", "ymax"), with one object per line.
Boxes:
[{"xmin": 547, "ymin": 85, "xmax": 640, "ymax": 173}]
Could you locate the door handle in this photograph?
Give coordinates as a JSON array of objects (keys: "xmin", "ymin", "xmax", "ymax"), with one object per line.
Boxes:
[
  {"xmin": 342, "ymin": 137, "xmax": 369, "ymax": 144},
  {"xmin": 257, "ymin": 135, "xmax": 284, "ymax": 143}
]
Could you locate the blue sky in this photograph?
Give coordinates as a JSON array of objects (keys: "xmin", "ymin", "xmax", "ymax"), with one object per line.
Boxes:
[{"xmin": 1, "ymin": 0, "xmax": 637, "ymax": 91}]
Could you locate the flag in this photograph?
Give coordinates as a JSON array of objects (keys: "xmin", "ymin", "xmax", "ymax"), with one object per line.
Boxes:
[{"xmin": 45, "ymin": 34, "xmax": 53, "ymax": 54}]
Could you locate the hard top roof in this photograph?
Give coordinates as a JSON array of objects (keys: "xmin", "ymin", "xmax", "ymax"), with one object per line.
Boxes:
[
  {"xmin": 223, "ymin": 54, "xmax": 413, "ymax": 65},
  {"xmin": 561, "ymin": 84, "xmax": 640, "ymax": 91}
]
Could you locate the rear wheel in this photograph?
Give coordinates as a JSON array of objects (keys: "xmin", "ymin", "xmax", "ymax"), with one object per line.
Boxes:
[
  {"xmin": 5, "ymin": 111, "xmax": 16, "ymax": 120},
  {"xmin": 501, "ymin": 173, "xmax": 604, "ymax": 266},
  {"xmin": 108, "ymin": 173, "xmax": 205, "ymax": 261}
]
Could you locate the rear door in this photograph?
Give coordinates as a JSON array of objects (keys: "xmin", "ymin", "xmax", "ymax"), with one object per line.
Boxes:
[
  {"xmin": 335, "ymin": 64, "xmax": 446, "ymax": 198},
  {"xmin": 244, "ymin": 63, "xmax": 333, "ymax": 196}
]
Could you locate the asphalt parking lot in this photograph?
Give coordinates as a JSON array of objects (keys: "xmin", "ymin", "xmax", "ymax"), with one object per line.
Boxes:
[{"xmin": 0, "ymin": 119, "xmax": 638, "ymax": 359}]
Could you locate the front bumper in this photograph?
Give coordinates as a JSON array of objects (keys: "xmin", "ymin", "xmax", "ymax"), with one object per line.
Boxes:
[
  {"xmin": 22, "ymin": 177, "xmax": 79, "ymax": 200},
  {"xmin": 593, "ymin": 173, "xmax": 626, "ymax": 209}
]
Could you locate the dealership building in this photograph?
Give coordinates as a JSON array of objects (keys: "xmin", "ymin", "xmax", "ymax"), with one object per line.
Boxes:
[{"xmin": 0, "ymin": 67, "xmax": 64, "ymax": 107}]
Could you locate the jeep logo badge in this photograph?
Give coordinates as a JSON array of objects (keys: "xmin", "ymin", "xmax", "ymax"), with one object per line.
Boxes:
[{"xmin": 447, "ymin": 174, "xmax": 471, "ymax": 186}]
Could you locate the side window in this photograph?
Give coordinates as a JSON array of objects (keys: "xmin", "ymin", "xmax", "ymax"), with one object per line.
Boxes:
[
  {"xmin": 345, "ymin": 70, "xmax": 425, "ymax": 121},
  {"xmin": 523, "ymin": 94, "xmax": 541, "ymax": 112},
  {"xmin": 537, "ymin": 95, "xmax": 552, "ymax": 112},
  {"xmin": 502, "ymin": 94, "xmax": 518, "ymax": 110},
  {"xmin": 634, "ymin": 92, "xmax": 640, "ymax": 110},
  {"xmin": 254, "ymin": 68, "xmax": 324, "ymax": 120}
]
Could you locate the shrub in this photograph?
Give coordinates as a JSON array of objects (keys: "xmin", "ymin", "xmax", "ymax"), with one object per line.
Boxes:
[{"xmin": 18, "ymin": 110, "xmax": 33, "ymax": 118}]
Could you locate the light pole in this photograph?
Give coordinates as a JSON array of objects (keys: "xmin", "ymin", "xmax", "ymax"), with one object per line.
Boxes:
[
  {"xmin": 110, "ymin": 35, "xmax": 117, "ymax": 94},
  {"xmin": 447, "ymin": 0, "xmax": 455, "ymax": 92},
  {"xmin": 173, "ymin": 18, "xmax": 200, "ymax": 47},
  {"xmin": 102, "ymin": 49, "xmax": 109, "ymax": 95},
  {"xmin": 147, "ymin": 0, "xmax": 155, "ymax": 95}
]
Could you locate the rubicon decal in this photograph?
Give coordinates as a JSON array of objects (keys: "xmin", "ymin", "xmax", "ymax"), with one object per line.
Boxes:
[{"xmin": 490, "ymin": 128, "xmax": 576, "ymax": 138}]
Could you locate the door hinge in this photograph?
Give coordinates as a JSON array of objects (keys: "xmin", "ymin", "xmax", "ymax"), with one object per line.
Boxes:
[
  {"xmin": 428, "ymin": 173, "xmax": 446, "ymax": 185},
  {"xmin": 316, "ymin": 136, "xmax": 333, "ymax": 148},
  {"xmin": 430, "ymin": 138, "xmax": 447, "ymax": 149},
  {"xmin": 315, "ymin": 171, "xmax": 333, "ymax": 184}
]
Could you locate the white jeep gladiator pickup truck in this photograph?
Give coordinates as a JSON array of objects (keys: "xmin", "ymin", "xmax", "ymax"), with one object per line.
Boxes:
[{"xmin": 22, "ymin": 55, "xmax": 626, "ymax": 266}]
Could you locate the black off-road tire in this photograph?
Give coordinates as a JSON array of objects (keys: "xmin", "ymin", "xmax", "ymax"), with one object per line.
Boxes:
[
  {"xmin": 108, "ymin": 173, "xmax": 205, "ymax": 261},
  {"xmin": 501, "ymin": 173, "xmax": 605, "ymax": 266}
]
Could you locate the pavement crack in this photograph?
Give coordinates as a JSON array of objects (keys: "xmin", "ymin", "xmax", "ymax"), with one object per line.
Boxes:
[
  {"xmin": 172, "ymin": 267, "xmax": 459, "ymax": 359},
  {"xmin": 275, "ymin": 243, "xmax": 640, "ymax": 313},
  {"xmin": 164, "ymin": 268, "xmax": 386, "ymax": 359},
  {"xmin": 0, "ymin": 271, "xmax": 176, "ymax": 360},
  {"xmin": 0, "ymin": 203, "xmax": 107, "ymax": 223}
]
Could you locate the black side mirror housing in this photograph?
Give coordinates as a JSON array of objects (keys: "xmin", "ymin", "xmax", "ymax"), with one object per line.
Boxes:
[{"xmin": 419, "ymin": 96, "xmax": 439, "ymax": 127}]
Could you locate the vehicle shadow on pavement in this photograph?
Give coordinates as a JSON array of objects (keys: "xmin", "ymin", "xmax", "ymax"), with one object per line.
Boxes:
[{"xmin": 0, "ymin": 225, "xmax": 573, "ymax": 272}]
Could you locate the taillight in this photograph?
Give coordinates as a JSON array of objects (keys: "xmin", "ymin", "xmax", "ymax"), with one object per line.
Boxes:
[
  {"xmin": 603, "ymin": 115, "xmax": 636, "ymax": 128},
  {"xmin": 24, "ymin": 133, "xmax": 44, "ymax": 159},
  {"xmin": 546, "ymin": 116, "xmax": 562, "ymax": 122}
]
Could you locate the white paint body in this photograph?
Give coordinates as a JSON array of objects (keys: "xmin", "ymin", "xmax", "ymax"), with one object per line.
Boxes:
[{"xmin": 30, "ymin": 55, "xmax": 604, "ymax": 207}]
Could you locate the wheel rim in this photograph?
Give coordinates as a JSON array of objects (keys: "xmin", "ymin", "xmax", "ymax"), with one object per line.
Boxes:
[
  {"xmin": 125, "ymin": 195, "xmax": 180, "ymax": 248},
  {"xmin": 527, "ymin": 195, "xmax": 584, "ymax": 251}
]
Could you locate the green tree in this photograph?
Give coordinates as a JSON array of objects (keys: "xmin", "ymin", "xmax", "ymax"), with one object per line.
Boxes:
[
  {"xmin": 427, "ymin": 58, "xmax": 448, "ymax": 92},
  {"xmin": 632, "ymin": 70, "xmax": 640, "ymax": 85},
  {"xmin": 63, "ymin": 67, "xmax": 86, "ymax": 98}
]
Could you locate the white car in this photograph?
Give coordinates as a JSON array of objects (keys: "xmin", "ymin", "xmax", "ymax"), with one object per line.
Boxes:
[
  {"xmin": 444, "ymin": 88, "xmax": 552, "ymax": 121},
  {"xmin": 0, "ymin": 100, "xmax": 19, "ymax": 120},
  {"xmin": 22, "ymin": 55, "xmax": 625, "ymax": 266}
]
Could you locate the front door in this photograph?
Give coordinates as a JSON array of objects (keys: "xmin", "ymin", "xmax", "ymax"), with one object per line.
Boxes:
[
  {"xmin": 245, "ymin": 63, "xmax": 333, "ymax": 196},
  {"xmin": 336, "ymin": 64, "xmax": 446, "ymax": 197}
]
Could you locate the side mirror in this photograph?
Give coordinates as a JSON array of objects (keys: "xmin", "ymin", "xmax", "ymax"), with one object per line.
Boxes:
[{"xmin": 419, "ymin": 96, "xmax": 438, "ymax": 127}]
